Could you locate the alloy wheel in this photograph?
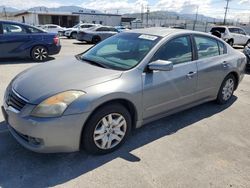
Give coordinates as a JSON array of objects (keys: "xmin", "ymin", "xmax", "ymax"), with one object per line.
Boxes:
[
  {"xmin": 93, "ymin": 113, "xmax": 127, "ymax": 150},
  {"xmin": 222, "ymin": 78, "xmax": 234, "ymax": 101},
  {"xmin": 34, "ymin": 48, "xmax": 48, "ymax": 61}
]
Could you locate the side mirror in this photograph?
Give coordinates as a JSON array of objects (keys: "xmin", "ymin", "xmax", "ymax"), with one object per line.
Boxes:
[{"xmin": 148, "ymin": 60, "xmax": 173, "ymax": 71}]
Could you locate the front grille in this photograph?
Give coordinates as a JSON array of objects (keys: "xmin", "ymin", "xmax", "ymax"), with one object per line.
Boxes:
[{"xmin": 5, "ymin": 89, "xmax": 27, "ymax": 111}]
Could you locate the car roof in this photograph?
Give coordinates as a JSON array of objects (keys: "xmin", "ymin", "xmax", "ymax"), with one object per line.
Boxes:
[
  {"xmin": 0, "ymin": 20, "xmax": 37, "ymax": 27},
  {"xmin": 126, "ymin": 27, "xmax": 213, "ymax": 37},
  {"xmin": 211, "ymin": 25, "xmax": 242, "ymax": 29}
]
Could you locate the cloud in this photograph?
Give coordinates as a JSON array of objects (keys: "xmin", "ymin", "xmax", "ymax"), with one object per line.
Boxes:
[
  {"xmin": 1, "ymin": 0, "xmax": 63, "ymax": 9},
  {"xmin": 81, "ymin": 0, "xmax": 148, "ymax": 14}
]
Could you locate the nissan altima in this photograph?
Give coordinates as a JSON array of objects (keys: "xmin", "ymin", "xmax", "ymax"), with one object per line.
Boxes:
[{"xmin": 2, "ymin": 28, "xmax": 246, "ymax": 154}]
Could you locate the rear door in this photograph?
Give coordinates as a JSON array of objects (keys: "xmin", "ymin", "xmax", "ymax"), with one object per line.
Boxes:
[{"xmin": 193, "ymin": 35, "xmax": 227, "ymax": 98}]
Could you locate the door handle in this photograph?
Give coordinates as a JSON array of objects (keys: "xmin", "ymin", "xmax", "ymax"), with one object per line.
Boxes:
[
  {"xmin": 186, "ymin": 71, "xmax": 197, "ymax": 79},
  {"xmin": 222, "ymin": 61, "xmax": 228, "ymax": 68}
]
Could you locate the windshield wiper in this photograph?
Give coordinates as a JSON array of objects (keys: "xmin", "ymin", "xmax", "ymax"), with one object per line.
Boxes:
[{"xmin": 81, "ymin": 57, "xmax": 109, "ymax": 69}]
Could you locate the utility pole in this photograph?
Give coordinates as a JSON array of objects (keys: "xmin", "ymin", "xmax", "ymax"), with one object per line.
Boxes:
[
  {"xmin": 193, "ymin": 6, "xmax": 199, "ymax": 31},
  {"xmin": 146, "ymin": 6, "xmax": 150, "ymax": 27},
  {"xmin": 3, "ymin": 7, "xmax": 7, "ymax": 20},
  {"xmin": 141, "ymin": 4, "xmax": 144, "ymax": 23},
  {"xmin": 223, "ymin": 0, "xmax": 230, "ymax": 25}
]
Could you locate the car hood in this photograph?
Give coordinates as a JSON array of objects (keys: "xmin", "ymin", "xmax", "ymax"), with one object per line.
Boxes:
[{"xmin": 12, "ymin": 59, "xmax": 122, "ymax": 104}]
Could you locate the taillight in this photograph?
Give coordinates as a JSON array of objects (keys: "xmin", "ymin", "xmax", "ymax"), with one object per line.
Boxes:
[{"xmin": 53, "ymin": 36, "xmax": 59, "ymax": 45}]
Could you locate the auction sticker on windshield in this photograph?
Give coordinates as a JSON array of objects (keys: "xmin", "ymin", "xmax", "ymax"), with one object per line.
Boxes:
[{"xmin": 139, "ymin": 34, "xmax": 158, "ymax": 41}]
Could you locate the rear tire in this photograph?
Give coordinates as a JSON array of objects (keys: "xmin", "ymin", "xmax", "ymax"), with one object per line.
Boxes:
[
  {"xmin": 82, "ymin": 104, "xmax": 132, "ymax": 155},
  {"xmin": 216, "ymin": 74, "xmax": 236, "ymax": 104},
  {"xmin": 31, "ymin": 46, "xmax": 48, "ymax": 62}
]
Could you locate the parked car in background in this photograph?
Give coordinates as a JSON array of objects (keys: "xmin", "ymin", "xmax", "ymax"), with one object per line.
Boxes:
[
  {"xmin": 210, "ymin": 26, "xmax": 250, "ymax": 47},
  {"xmin": 0, "ymin": 21, "xmax": 61, "ymax": 62},
  {"xmin": 64, "ymin": 23, "xmax": 97, "ymax": 39},
  {"xmin": 243, "ymin": 44, "xmax": 250, "ymax": 69},
  {"xmin": 41, "ymin": 24, "xmax": 66, "ymax": 36},
  {"xmin": 114, "ymin": 26, "xmax": 130, "ymax": 33},
  {"xmin": 77, "ymin": 25, "xmax": 118, "ymax": 43},
  {"xmin": 2, "ymin": 28, "xmax": 246, "ymax": 154}
]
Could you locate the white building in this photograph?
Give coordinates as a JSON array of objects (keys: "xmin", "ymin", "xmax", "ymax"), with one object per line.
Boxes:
[
  {"xmin": 14, "ymin": 11, "xmax": 80, "ymax": 27},
  {"xmin": 13, "ymin": 11, "xmax": 122, "ymax": 27},
  {"xmin": 74, "ymin": 12, "xmax": 121, "ymax": 26}
]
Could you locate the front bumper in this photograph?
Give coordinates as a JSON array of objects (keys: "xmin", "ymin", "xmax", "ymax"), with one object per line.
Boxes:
[{"xmin": 2, "ymin": 104, "xmax": 89, "ymax": 153}]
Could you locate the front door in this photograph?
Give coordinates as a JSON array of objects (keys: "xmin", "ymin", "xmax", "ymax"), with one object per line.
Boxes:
[{"xmin": 142, "ymin": 35, "xmax": 198, "ymax": 119}]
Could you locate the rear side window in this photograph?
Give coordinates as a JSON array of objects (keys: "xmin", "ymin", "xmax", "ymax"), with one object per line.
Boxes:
[
  {"xmin": 27, "ymin": 26, "xmax": 43, "ymax": 33},
  {"xmin": 152, "ymin": 36, "xmax": 192, "ymax": 64},
  {"xmin": 194, "ymin": 36, "xmax": 220, "ymax": 59},
  {"xmin": 96, "ymin": 27, "xmax": 108, "ymax": 31},
  {"xmin": 238, "ymin": 29, "xmax": 246, "ymax": 35},
  {"xmin": 2, "ymin": 23, "xmax": 27, "ymax": 34}
]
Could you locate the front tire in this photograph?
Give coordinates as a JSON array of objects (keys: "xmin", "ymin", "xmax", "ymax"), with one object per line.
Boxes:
[
  {"xmin": 31, "ymin": 46, "xmax": 48, "ymax": 62},
  {"xmin": 92, "ymin": 36, "xmax": 101, "ymax": 44},
  {"xmin": 216, "ymin": 74, "xmax": 236, "ymax": 104},
  {"xmin": 228, "ymin": 39, "xmax": 234, "ymax": 47},
  {"xmin": 245, "ymin": 40, "xmax": 250, "ymax": 47},
  {"xmin": 82, "ymin": 104, "xmax": 132, "ymax": 154},
  {"xmin": 71, "ymin": 32, "xmax": 77, "ymax": 39}
]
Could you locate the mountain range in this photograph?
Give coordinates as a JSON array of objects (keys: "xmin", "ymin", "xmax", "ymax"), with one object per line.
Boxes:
[{"xmin": 0, "ymin": 5, "xmax": 223, "ymax": 22}]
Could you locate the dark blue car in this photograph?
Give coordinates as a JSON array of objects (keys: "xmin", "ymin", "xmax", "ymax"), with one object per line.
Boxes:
[{"xmin": 0, "ymin": 21, "xmax": 61, "ymax": 62}]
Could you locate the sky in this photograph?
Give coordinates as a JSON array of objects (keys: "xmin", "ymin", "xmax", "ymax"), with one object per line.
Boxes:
[{"xmin": 1, "ymin": 0, "xmax": 250, "ymax": 22}]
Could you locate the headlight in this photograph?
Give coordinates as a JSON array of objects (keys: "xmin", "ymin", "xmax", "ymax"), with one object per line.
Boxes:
[{"xmin": 31, "ymin": 91, "xmax": 85, "ymax": 117}]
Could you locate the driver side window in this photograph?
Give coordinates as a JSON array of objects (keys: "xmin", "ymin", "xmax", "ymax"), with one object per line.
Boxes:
[{"xmin": 152, "ymin": 36, "xmax": 192, "ymax": 64}]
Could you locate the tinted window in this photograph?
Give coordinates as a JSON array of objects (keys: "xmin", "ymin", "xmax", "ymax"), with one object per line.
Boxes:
[
  {"xmin": 81, "ymin": 25, "xmax": 93, "ymax": 28},
  {"xmin": 152, "ymin": 36, "xmax": 192, "ymax": 64},
  {"xmin": 48, "ymin": 25, "xmax": 57, "ymax": 29},
  {"xmin": 210, "ymin": 27, "xmax": 226, "ymax": 33},
  {"xmin": 96, "ymin": 27, "xmax": 109, "ymax": 31},
  {"xmin": 194, "ymin": 36, "xmax": 220, "ymax": 59},
  {"xmin": 109, "ymin": 28, "xmax": 118, "ymax": 32},
  {"xmin": 228, "ymin": 28, "xmax": 239, "ymax": 34},
  {"xmin": 27, "ymin": 26, "xmax": 43, "ymax": 33},
  {"xmin": 2, "ymin": 23, "xmax": 27, "ymax": 34},
  {"xmin": 238, "ymin": 29, "xmax": 246, "ymax": 35},
  {"xmin": 218, "ymin": 41, "xmax": 227, "ymax": 54}
]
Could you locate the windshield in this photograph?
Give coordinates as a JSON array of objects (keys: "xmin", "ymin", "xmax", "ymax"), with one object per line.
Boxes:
[
  {"xmin": 81, "ymin": 33, "xmax": 161, "ymax": 70},
  {"xmin": 73, "ymin": 24, "xmax": 80, "ymax": 28}
]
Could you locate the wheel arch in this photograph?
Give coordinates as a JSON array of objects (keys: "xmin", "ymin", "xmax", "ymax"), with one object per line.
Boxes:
[
  {"xmin": 30, "ymin": 45, "xmax": 48, "ymax": 58},
  {"xmin": 79, "ymin": 98, "xmax": 138, "ymax": 148}
]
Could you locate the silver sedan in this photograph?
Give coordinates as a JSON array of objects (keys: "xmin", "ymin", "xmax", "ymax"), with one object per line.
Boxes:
[{"xmin": 2, "ymin": 28, "xmax": 246, "ymax": 154}]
